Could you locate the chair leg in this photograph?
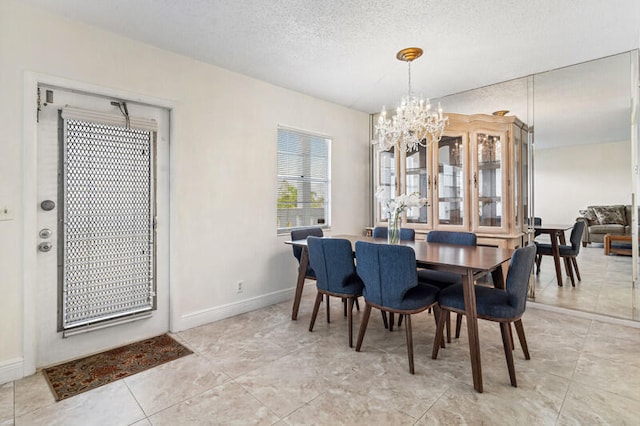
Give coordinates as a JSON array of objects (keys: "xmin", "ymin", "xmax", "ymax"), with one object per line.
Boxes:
[
  {"xmin": 500, "ymin": 322, "xmax": 517, "ymax": 387},
  {"xmin": 355, "ymin": 297, "xmax": 360, "ymax": 311},
  {"xmin": 404, "ymin": 314, "xmax": 415, "ymax": 374},
  {"xmin": 535, "ymin": 254, "xmax": 542, "ymax": 274},
  {"xmin": 571, "ymin": 257, "xmax": 581, "ymax": 281},
  {"xmin": 389, "ymin": 312, "xmax": 395, "ymax": 331},
  {"xmin": 326, "ymin": 295, "xmax": 331, "ymax": 323},
  {"xmin": 508, "ymin": 322, "xmax": 515, "ymax": 350},
  {"xmin": 343, "ymin": 298, "xmax": 347, "ymax": 317},
  {"xmin": 455, "ymin": 313, "xmax": 463, "ymax": 339},
  {"xmin": 513, "ymin": 319, "xmax": 530, "ymax": 360},
  {"xmin": 381, "ymin": 311, "xmax": 389, "ymax": 329},
  {"xmin": 355, "ymin": 304, "xmax": 372, "ymax": 352},
  {"xmin": 398, "ymin": 314, "xmax": 403, "ymax": 328},
  {"xmin": 347, "ymin": 297, "xmax": 354, "ymax": 347},
  {"xmin": 309, "ymin": 292, "xmax": 323, "ymax": 332},
  {"xmin": 564, "ymin": 257, "xmax": 576, "ymax": 287},
  {"xmin": 433, "ymin": 306, "xmax": 445, "ymax": 348},
  {"xmin": 445, "ymin": 312, "xmax": 451, "ymax": 343},
  {"xmin": 432, "ymin": 308, "xmax": 448, "ymax": 359}
]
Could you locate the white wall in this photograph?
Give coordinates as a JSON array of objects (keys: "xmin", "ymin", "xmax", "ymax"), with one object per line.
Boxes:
[
  {"xmin": 0, "ymin": 0, "xmax": 370, "ymax": 382},
  {"xmin": 534, "ymin": 141, "xmax": 632, "ymax": 224}
]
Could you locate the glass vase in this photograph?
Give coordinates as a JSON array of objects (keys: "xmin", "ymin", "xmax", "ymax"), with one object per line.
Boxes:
[{"xmin": 388, "ymin": 213, "xmax": 401, "ymax": 244}]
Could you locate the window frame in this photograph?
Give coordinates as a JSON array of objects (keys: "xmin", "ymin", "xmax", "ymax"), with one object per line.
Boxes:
[{"xmin": 276, "ymin": 125, "xmax": 331, "ymax": 234}]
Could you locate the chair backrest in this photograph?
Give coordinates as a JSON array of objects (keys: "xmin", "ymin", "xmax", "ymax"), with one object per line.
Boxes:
[
  {"xmin": 426, "ymin": 230, "xmax": 477, "ymax": 246},
  {"xmin": 355, "ymin": 241, "xmax": 418, "ymax": 308},
  {"xmin": 505, "ymin": 243, "xmax": 537, "ymax": 316},
  {"xmin": 307, "ymin": 237, "xmax": 363, "ymax": 294},
  {"xmin": 290, "ymin": 227, "xmax": 324, "ymax": 263},
  {"xmin": 569, "ymin": 221, "xmax": 586, "ymax": 251},
  {"xmin": 291, "ymin": 227, "xmax": 324, "ymax": 278},
  {"xmin": 372, "ymin": 226, "xmax": 416, "ymax": 241}
]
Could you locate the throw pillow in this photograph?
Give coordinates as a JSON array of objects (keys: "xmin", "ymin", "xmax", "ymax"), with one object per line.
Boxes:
[
  {"xmin": 592, "ymin": 206, "xmax": 626, "ymax": 225},
  {"xmin": 579, "ymin": 209, "xmax": 597, "ymax": 222}
]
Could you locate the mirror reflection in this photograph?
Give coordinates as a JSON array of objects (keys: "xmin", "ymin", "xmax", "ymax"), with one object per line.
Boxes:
[{"xmin": 433, "ymin": 51, "xmax": 638, "ymax": 321}]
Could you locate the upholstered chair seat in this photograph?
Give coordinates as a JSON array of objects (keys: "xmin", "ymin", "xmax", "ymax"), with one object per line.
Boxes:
[
  {"xmin": 307, "ymin": 236, "xmax": 363, "ymax": 347},
  {"xmin": 534, "ymin": 221, "xmax": 585, "ymax": 286},
  {"xmin": 433, "ymin": 243, "xmax": 537, "ymax": 387},
  {"xmin": 417, "ymin": 231, "xmax": 477, "ymax": 342},
  {"xmin": 355, "ymin": 241, "xmax": 440, "ymax": 374}
]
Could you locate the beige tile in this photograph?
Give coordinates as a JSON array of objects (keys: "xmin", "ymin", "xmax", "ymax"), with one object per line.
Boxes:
[
  {"xmin": 572, "ymin": 350, "xmax": 640, "ymax": 402},
  {"xmin": 148, "ymin": 382, "xmax": 279, "ymax": 425},
  {"xmin": 0, "ymin": 382, "xmax": 13, "ymax": 425},
  {"xmin": 124, "ymin": 353, "xmax": 231, "ymax": 416},
  {"xmin": 558, "ymin": 382, "xmax": 640, "ymax": 425},
  {"xmin": 283, "ymin": 387, "xmax": 417, "ymax": 425},
  {"xmin": 15, "ymin": 381, "xmax": 145, "ymax": 426},
  {"xmin": 417, "ymin": 370, "xmax": 569, "ymax": 426},
  {"xmin": 234, "ymin": 345, "xmax": 359, "ymax": 418},
  {"xmin": 13, "ymin": 373, "xmax": 55, "ymax": 418}
]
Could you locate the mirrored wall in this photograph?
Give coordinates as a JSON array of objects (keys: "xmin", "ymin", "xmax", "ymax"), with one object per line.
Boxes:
[{"xmin": 432, "ymin": 50, "xmax": 639, "ymax": 321}]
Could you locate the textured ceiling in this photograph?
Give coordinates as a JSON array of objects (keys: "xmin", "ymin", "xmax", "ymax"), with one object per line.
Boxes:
[
  {"xmin": 21, "ymin": 0, "xmax": 640, "ymax": 112},
  {"xmin": 20, "ymin": 0, "xmax": 640, "ymax": 148}
]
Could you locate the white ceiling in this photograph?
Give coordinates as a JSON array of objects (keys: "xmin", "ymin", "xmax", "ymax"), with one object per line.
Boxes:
[
  {"xmin": 22, "ymin": 0, "xmax": 640, "ymax": 114},
  {"xmin": 20, "ymin": 1, "xmax": 640, "ymax": 150}
]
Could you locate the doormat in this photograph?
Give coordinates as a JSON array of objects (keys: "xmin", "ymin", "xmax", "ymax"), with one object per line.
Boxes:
[{"xmin": 42, "ymin": 333, "xmax": 193, "ymax": 401}]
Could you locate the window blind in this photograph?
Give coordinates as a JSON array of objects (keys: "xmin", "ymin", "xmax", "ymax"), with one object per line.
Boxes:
[{"xmin": 277, "ymin": 126, "xmax": 331, "ymax": 233}]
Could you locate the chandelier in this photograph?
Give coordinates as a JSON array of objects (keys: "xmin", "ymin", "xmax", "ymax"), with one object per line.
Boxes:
[{"xmin": 373, "ymin": 47, "xmax": 448, "ymax": 152}]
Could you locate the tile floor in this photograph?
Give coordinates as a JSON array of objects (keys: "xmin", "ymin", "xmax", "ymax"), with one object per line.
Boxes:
[
  {"xmin": 533, "ymin": 241, "xmax": 639, "ymax": 321},
  {"xmin": 2, "ymin": 279, "xmax": 640, "ymax": 425}
]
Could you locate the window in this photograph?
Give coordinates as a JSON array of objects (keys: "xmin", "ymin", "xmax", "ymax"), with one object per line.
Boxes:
[{"xmin": 277, "ymin": 126, "xmax": 330, "ymax": 233}]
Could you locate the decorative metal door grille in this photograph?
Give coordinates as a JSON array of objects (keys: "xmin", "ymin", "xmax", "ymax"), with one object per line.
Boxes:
[{"xmin": 61, "ymin": 118, "xmax": 156, "ymax": 330}]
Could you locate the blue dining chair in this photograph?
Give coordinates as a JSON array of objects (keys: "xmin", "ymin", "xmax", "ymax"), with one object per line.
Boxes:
[
  {"xmin": 534, "ymin": 221, "xmax": 585, "ymax": 287},
  {"xmin": 433, "ymin": 243, "xmax": 537, "ymax": 387},
  {"xmin": 290, "ymin": 227, "xmax": 324, "ymax": 280},
  {"xmin": 372, "ymin": 226, "xmax": 416, "ymax": 241},
  {"xmin": 354, "ymin": 241, "xmax": 440, "ymax": 374},
  {"xmin": 418, "ymin": 231, "xmax": 477, "ymax": 342},
  {"xmin": 372, "ymin": 225, "xmax": 415, "ymax": 330},
  {"xmin": 307, "ymin": 237, "xmax": 364, "ymax": 347}
]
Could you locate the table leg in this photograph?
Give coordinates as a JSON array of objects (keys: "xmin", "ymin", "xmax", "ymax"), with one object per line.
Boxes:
[
  {"xmin": 291, "ymin": 246, "xmax": 309, "ymax": 320},
  {"xmin": 551, "ymin": 231, "xmax": 563, "ymax": 287},
  {"xmin": 491, "ymin": 266, "xmax": 505, "ymax": 290},
  {"xmin": 462, "ymin": 268, "xmax": 483, "ymax": 393}
]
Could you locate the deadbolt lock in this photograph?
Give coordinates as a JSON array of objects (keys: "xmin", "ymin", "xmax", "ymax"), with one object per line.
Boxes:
[{"xmin": 38, "ymin": 241, "xmax": 53, "ymax": 252}]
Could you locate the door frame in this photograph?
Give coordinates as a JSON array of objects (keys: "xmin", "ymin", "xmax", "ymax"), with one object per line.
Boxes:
[{"xmin": 22, "ymin": 72, "xmax": 177, "ymax": 377}]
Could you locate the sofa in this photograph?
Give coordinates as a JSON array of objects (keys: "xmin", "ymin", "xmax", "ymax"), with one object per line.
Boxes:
[{"xmin": 576, "ymin": 205, "xmax": 634, "ymax": 247}]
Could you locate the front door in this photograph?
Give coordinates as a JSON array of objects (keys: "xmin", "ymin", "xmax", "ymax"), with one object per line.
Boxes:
[{"xmin": 35, "ymin": 84, "xmax": 170, "ymax": 367}]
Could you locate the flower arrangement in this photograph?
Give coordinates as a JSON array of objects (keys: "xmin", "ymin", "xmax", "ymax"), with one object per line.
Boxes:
[{"xmin": 375, "ymin": 187, "xmax": 428, "ymax": 243}]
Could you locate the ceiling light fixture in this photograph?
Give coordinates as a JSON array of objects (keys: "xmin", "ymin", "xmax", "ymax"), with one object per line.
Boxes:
[{"xmin": 373, "ymin": 47, "xmax": 448, "ymax": 152}]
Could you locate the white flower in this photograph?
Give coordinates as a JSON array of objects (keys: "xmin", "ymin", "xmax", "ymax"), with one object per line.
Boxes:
[{"xmin": 375, "ymin": 186, "xmax": 428, "ymax": 217}]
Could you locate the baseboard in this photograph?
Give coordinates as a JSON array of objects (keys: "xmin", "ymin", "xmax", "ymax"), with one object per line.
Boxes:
[
  {"xmin": 174, "ymin": 285, "xmax": 309, "ymax": 332},
  {"xmin": 0, "ymin": 358, "xmax": 24, "ymax": 385}
]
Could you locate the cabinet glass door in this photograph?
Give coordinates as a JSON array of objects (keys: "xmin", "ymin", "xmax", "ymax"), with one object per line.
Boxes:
[
  {"xmin": 404, "ymin": 145, "xmax": 429, "ymax": 225},
  {"xmin": 436, "ymin": 136, "xmax": 465, "ymax": 227},
  {"xmin": 376, "ymin": 147, "xmax": 396, "ymax": 221},
  {"xmin": 476, "ymin": 132, "xmax": 505, "ymax": 229}
]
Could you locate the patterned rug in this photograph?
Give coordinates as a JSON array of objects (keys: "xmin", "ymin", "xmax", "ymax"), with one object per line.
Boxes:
[{"xmin": 42, "ymin": 334, "xmax": 193, "ymax": 401}]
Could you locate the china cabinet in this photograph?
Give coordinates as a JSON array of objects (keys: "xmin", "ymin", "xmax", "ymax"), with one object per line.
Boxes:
[{"xmin": 373, "ymin": 113, "xmax": 530, "ymax": 248}]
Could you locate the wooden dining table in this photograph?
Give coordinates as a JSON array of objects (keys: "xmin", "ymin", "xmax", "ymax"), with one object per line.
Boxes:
[
  {"xmin": 285, "ymin": 234, "xmax": 513, "ymax": 393},
  {"xmin": 534, "ymin": 224, "xmax": 573, "ymax": 286}
]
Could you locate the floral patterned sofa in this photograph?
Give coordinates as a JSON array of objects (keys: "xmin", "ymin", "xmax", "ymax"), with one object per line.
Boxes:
[{"xmin": 576, "ymin": 205, "xmax": 633, "ymax": 247}]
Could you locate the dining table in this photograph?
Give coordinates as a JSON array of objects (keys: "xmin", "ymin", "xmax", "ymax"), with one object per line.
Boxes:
[
  {"xmin": 533, "ymin": 224, "xmax": 573, "ymax": 286},
  {"xmin": 285, "ymin": 234, "xmax": 514, "ymax": 393}
]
